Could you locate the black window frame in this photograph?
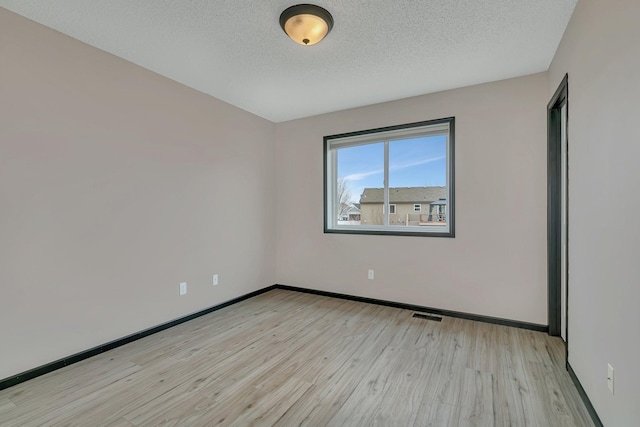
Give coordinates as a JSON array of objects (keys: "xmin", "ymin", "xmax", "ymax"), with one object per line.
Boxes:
[{"xmin": 323, "ymin": 117, "xmax": 455, "ymax": 238}]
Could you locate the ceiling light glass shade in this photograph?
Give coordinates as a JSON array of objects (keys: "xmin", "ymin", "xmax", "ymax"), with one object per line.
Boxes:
[{"xmin": 280, "ymin": 4, "xmax": 333, "ymax": 46}]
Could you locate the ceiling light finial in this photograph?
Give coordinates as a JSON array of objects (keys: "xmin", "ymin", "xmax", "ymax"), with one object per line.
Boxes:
[{"xmin": 280, "ymin": 4, "xmax": 333, "ymax": 46}]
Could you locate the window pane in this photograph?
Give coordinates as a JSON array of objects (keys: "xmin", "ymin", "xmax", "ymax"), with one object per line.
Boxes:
[
  {"xmin": 387, "ymin": 135, "xmax": 448, "ymax": 228},
  {"xmin": 336, "ymin": 142, "xmax": 384, "ymax": 226},
  {"xmin": 324, "ymin": 117, "xmax": 454, "ymax": 237}
]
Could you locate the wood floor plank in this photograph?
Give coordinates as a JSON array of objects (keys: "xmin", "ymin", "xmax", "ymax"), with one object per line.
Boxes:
[
  {"xmin": 274, "ymin": 306, "xmax": 404, "ymax": 426},
  {"xmin": 413, "ymin": 399, "xmax": 454, "ymax": 426},
  {"xmin": 4, "ymin": 353, "xmax": 138, "ymax": 405},
  {"xmin": 100, "ymin": 417, "xmax": 136, "ymax": 427},
  {"xmin": 445, "ymin": 368, "xmax": 495, "ymax": 426},
  {"xmin": 0, "ymin": 363, "xmax": 142, "ymax": 426},
  {"xmin": 493, "ymin": 325, "xmax": 552, "ymax": 427},
  {"xmin": 525, "ymin": 360, "xmax": 593, "ymax": 427},
  {"xmin": 352, "ymin": 346, "xmax": 432, "ymax": 426},
  {"xmin": 0, "ymin": 398, "xmax": 16, "ymax": 414},
  {"xmin": 122, "ymin": 389, "xmax": 217, "ymax": 426},
  {"xmin": 228, "ymin": 377, "xmax": 313, "ymax": 427},
  {"xmin": 30, "ymin": 359, "xmax": 184, "ymax": 426},
  {"xmin": 198, "ymin": 328, "xmax": 323, "ymax": 403},
  {"xmin": 0, "ymin": 290, "xmax": 595, "ymax": 426},
  {"xmin": 432, "ymin": 318, "xmax": 474, "ymax": 404}
]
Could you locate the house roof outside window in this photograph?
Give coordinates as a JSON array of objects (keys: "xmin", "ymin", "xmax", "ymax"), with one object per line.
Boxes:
[
  {"xmin": 343, "ymin": 205, "xmax": 361, "ymax": 215},
  {"xmin": 360, "ymin": 187, "xmax": 447, "ymax": 204}
]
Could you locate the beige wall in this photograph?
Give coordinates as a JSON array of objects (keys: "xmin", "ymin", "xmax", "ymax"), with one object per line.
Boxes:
[
  {"xmin": 275, "ymin": 73, "xmax": 549, "ymax": 324},
  {"xmin": 549, "ymin": 0, "xmax": 640, "ymax": 424},
  {"xmin": 0, "ymin": 9, "xmax": 276, "ymax": 380}
]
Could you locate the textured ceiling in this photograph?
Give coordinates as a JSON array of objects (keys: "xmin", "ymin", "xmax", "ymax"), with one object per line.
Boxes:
[{"xmin": 0, "ymin": 1, "xmax": 578, "ymax": 122}]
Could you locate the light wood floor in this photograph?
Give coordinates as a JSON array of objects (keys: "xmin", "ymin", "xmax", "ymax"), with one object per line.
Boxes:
[{"xmin": 0, "ymin": 289, "xmax": 593, "ymax": 426}]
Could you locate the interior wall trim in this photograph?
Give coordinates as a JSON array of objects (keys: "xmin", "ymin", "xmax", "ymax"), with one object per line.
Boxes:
[
  {"xmin": 547, "ymin": 73, "xmax": 569, "ymax": 339},
  {"xmin": 0, "ymin": 285, "xmax": 277, "ymax": 391},
  {"xmin": 275, "ymin": 284, "xmax": 548, "ymax": 332},
  {"xmin": 1, "ymin": 283, "xmax": 548, "ymax": 391},
  {"xmin": 567, "ymin": 362, "xmax": 604, "ymax": 427}
]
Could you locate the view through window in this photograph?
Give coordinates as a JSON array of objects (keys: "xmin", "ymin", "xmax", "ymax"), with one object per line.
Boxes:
[{"xmin": 324, "ymin": 117, "xmax": 455, "ymax": 237}]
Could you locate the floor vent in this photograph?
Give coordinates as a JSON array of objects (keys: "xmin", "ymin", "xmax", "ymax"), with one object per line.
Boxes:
[{"xmin": 412, "ymin": 313, "xmax": 442, "ymax": 322}]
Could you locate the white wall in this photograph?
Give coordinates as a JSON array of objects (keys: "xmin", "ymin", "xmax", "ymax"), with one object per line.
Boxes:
[
  {"xmin": 0, "ymin": 9, "xmax": 276, "ymax": 380},
  {"xmin": 549, "ymin": 0, "xmax": 640, "ymax": 424},
  {"xmin": 275, "ymin": 73, "xmax": 549, "ymax": 325}
]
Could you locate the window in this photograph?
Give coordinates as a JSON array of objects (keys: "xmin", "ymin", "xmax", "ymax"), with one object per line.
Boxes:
[
  {"xmin": 324, "ymin": 117, "xmax": 455, "ymax": 237},
  {"xmin": 382, "ymin": 204, "xmax": 396, "ymax": 214}
]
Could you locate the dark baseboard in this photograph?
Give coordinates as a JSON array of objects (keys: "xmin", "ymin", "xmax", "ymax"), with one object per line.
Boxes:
[
  {"xmin": 274, "ymin": 284, "xmax": 548, "ymax": 332},
  {"xmin": 0, "ymin": 285, "xmax": 277, "ymax": 391},
  {"xmin": 567, "ymin": 362, "xmax": 604, "ymax": 427},
  {"xmin": 1, "ymin": 282, "xmax": 549, "ymax": 392}
]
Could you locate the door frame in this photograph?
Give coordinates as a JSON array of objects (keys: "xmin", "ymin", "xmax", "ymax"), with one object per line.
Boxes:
[{"xmin": 547, "ymin": 74, "xmax": 569, "ymax": 341}]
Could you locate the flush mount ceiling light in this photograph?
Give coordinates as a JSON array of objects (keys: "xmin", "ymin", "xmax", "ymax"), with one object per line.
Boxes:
[{"xmin": 280, "ymin": 4, "xmax": 334, "ymax": 46}]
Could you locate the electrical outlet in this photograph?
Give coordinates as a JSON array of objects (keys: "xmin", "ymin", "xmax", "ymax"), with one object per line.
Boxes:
[
  {"xmin": 368, "ymin": 269, "xmax": 374, "ymax": 280},
  {"xmin": 213, "ymin": 274, "xmax": 219, "ymax": 286},
  {"xmin": 607, "ymin": 363, "xmax": 614, "ymax": 394},
  {"xmin": 179, "ymin": 282, "xmax": 187, "ymax": 296}
]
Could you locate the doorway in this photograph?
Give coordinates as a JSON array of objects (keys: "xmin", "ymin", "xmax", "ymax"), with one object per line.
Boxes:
[{"xmin": 548, "ymin": 74, "xmax": 569, "ymax": 343}]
